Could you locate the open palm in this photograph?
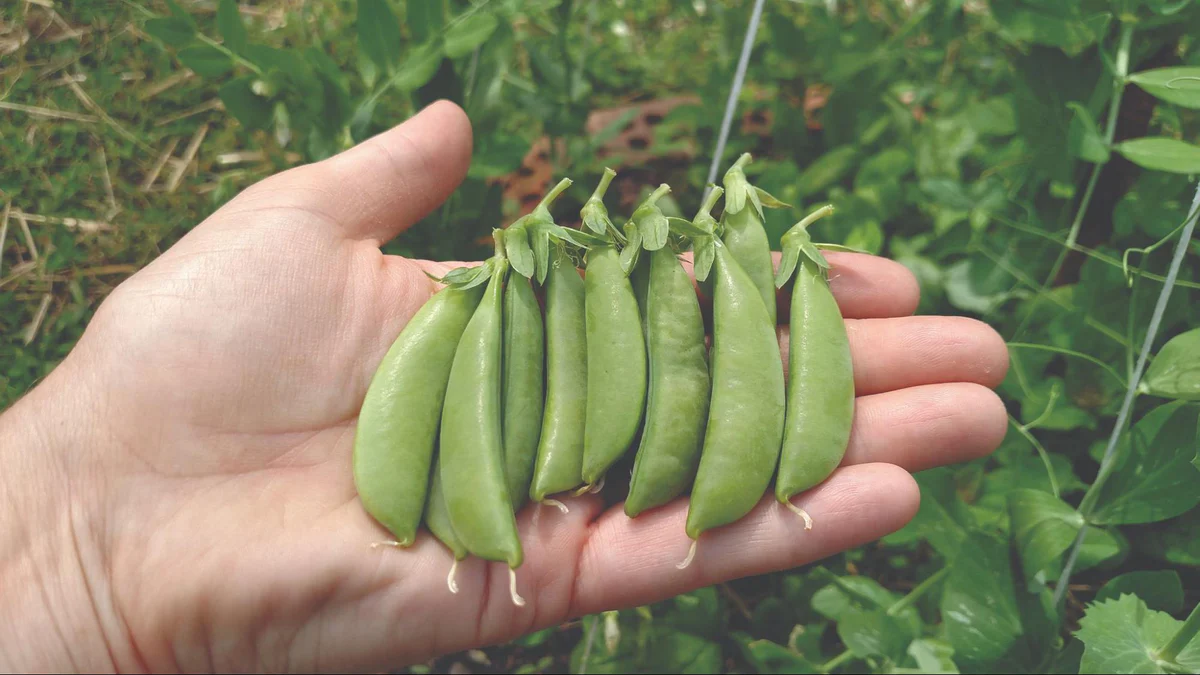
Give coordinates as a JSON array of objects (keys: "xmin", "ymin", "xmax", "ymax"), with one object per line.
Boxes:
[{"xmin": 43, "ymin": 101, "xmax": 1009, "ymax": 671}]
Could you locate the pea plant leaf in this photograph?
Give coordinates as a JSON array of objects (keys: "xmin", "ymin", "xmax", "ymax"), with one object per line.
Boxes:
[
  {"xmin": 1095, "ymin": 571, "xmax": 1184, "ymax": 613},
  {"xmin": 941, "ymin": 531, "xmax": 1022, "ymax": 671},
  {"xmin": 1008, "ymin": 488, "xmax": 1085, "ymax": 581},
  {"xmin": 1140, "ymin": 328, "xmax": 1200, "ymax": 401},
  {"xmin": 837, "ymin": 608, "xmax": 917, "ymax": 660},
  {"xmin": 445, "ymin": 12, "xmax": 499, "ymax": 59},
  {"xmin": 177, "ymin": 44, "xmax": 234, "ymax": 78},
  {"xmin": 735, "ymin": 634, "xmax": 820, "ymax": 674},
  {"xmin": 216, "ymin": 0, "xmax": 247, "ymax": 55},
  {"xmin": 1129, "ymin": 67, "xmax": 1200, "ymax": 109},
  {"xmin": 390, "ymin": 43, "xmax": 444, "ymax": 92},
  {"xmin": 218, "ymin": 76, "xmax": 273, "ymax": 130},
  {"xmin": 357, "ymin": 0, "xmax": 403, "ymax": 74},
  {"xmin": 144, "ymin": 17, "xmax": 196, "ymax": 46},
  {"xmin": 1115, "ymin": 138, "xmax": 1200, "ymax": 174},
  {"xmin": 1076, "ymin": 594, "xmax": 1200, "ymax": 674},
  {"xmin": 1090, "ymin": 401, "xmax": 1200, "ymax": 525}
]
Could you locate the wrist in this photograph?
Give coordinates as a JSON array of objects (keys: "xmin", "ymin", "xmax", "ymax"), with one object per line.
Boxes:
[{"xmin": 0, "ymin": 364, "xmax": 134, "ymax": 672}]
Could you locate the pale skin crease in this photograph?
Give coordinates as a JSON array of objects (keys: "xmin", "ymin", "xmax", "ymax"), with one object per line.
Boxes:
[{"xmin": 0, "ymin": 101, "xmax": 1010, "ymax": 672}]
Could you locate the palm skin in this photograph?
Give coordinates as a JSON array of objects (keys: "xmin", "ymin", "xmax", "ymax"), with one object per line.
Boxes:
[{"xmin": 0, "ymin": 101, "xmax": 1009, "ymax": 673}]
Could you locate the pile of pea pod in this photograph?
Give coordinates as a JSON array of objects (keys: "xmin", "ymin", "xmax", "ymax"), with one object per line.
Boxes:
[{"xmin": 352, "ymin": 155, "xmax": 854, "ymax": 605}]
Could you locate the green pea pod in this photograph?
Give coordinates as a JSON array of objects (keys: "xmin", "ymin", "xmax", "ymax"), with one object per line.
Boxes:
[
  {"xmin": 529, "ymin": 250, "xmax": 588, "ymax": 501},
  {"xmin": 440, "ymin": 253, "xmax": 523, "ymax": 569},
  {"xmin": 722, "ymin": 207, "xmax": 776, "ymax": 324},
  {"xmin": 722, "ymin": 154, "xmax": 789, "ymax": 325},
  {"xmin": 581, "ymin": 245, "xmax": 648, "ymax": 485},
  {"xmin": 425, "ymin": 456, "xmax": 467, "ymax": 560},
  {"xmin": 685, "ymin": 244, "xmax": 785, "ymax": 541},
  {"xmin": 353, "ymin": 284, "xmax": 484, "ymax": 545},
  {"xmin": 503, "ymin": 274, "xmax": 545, "ymax": 510},
  {"xmin": 774, "ymin": 207, "xmax": 851, "ymax": 515},
  {"xmin": 625, "ymin": 248, "xmax": 711, "ymax": 517}
]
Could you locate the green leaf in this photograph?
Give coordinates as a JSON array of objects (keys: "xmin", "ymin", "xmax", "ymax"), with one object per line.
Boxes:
[
  {"xmin": 1067, "ymin": 102, "xmax": 1110, "ymax": 164},
  {"xmin": 1096, "ymin": 571, "xmax": 1184, "ymax": 613},
  {"xmin": 1115, "ymin": 138, "xmax": 1200, "ymax": 174},
  {"xmin": 843, "ymin": 220, "xmax": 883, "ymax": 255},
  {"xmin": 177, "ymin": 44, "xmax": 234, "ymax": 78},
  {"xmin": 218, "ymin": 76, "xmax": 272, "ymax": 130},
  {"xmin": 407, "ymin": 0, "xmax": 444, "ymax": 44},
  {"xmin": 357, "ymin": 0, "xmax": 403, "ymax": 73},
  {"xmin": 444, "ymin": 12, "xmax": 498, "ymax": 59},
  {"xmin": 1142, "ymin": 328, "xmax": 1200, "ymax": 401},
  {"xmin": 941, "ymin": 532, "xmax": 1022, "ymax": 671},
  {"xmin": 216, "ymin": 0, "xmax": 247, "ymax": 54},
  {"xmin": 797, "ymin": 146, "xmax": 858, "ymax": 196},
  {"xmin": 391, "ymin": 43, "xmax": 444, "ymax": 91},
  {"xmin": 1134, "ymin": 507, "xmax": 1200, "ymax": 565},
  {"xmin": 349, "ymin": 97, "xmax": 377, "ymax": 142},
  {"xmin": 1009, "ymin": 489, "xmax": 1084, "ymax": 580},
  {"xmin": 1129, "ymin": 67, "xmax": 1200, "ymax": 109},
  {"xmin": 991, "ymin": 0, "xmax": 1102, "ymax": 55},
  {"xmin": 1091, "ymin": 401, "xmax": 1200, "ymax": 525},
  {"xmin": 504, "ymin": 225, "xmax": 535, "ymax": 279},
  {"xmin": 468, "ymin": 133, "xmax": 529, "ymax": 179},
  {"xmin": 904, "ymin": 639, "xmax": 960, "ymax": 674},
  {"xmin": 144, "ymin": 17, "xmax": 195, "ymax": 46},
  {"xmin": 736, "ymin": 635, "xmax": 819, "ymax": 674},
  {"xmin": 1076, "ymin": 595, "xmax": 1200, "ymax": 673},
  {"xmin": 838, "ymin": 608, "xmax": 915, "ymax": 659}
]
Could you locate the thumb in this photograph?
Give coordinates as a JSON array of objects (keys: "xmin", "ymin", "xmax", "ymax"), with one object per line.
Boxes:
[{"xmin": 239, "ymin": 100, "xmax": 474, "ymax": 244}]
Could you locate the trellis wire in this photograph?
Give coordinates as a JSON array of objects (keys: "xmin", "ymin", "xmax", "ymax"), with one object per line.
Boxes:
[
  {"xmin": 703, "ymin": 0, "xmax": 768, "ymax": 197},
  {"xmin": 1052, "ymin": 179, "xmax": 1200, "ymax": 607}
]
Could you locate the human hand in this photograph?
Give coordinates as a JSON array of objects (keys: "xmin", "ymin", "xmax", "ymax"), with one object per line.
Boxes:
[{"xmin": 0, "ymin": 101, "xmax": 1009, "ymax": 672}]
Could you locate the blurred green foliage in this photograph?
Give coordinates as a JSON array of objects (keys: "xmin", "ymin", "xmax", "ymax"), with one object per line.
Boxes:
[{"xmin": 3, "ymin": 0, "xmax": 1200, "ymax": 672}]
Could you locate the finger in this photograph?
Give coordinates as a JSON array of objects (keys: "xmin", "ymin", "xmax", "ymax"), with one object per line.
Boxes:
[
  {"xmin": 680, "ymin": 251, "xmax": 920, "ymax": 319},
  {"xmin": 566, "ymin": 463, "xmax": 918, "ymax": 616},
  {"xmin": 233, "ymin": 100, "xmax": 473, "ymax": 244},
  {"xmin": 834, "ymin": 315, "xmax": 1009, "ymax": 394},
  {"xmin": 843, "ymin": 383, "xmax": 1008, "ymax": 472}
]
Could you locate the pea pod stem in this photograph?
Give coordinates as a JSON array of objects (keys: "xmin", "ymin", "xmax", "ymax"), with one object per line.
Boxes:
[
  {"xmin": 729, "ymin": 151, "xmax": 752, "ymax": 174},
  {"xmin": 642, "ymin": 183, "xmax": 671, "ymax": 207},
  {"xmin": 792, "ymin": 204, "xmax": 835, "ymax": 234},
  {"xmin": 538, "ymin": 177, "xmax": 574, "ymax": 212},
  {"xmin": 697, "ymin": 184, "xmax": 724, "ymax": 218},
  {"xmin": 590, "ymin": 167, "xmax": 616, "ymax": 201}
]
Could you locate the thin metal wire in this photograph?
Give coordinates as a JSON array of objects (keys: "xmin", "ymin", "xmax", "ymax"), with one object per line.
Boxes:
[
  {"xmin": 1052, "ymin": 179, "xmax": 1200, "ymax": 607},
  {"xmin": 703, "ymin": 0, "xmax": 768, "ymax": 197}
]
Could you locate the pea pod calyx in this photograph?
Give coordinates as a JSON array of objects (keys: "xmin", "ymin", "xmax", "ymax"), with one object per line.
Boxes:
[
  {"xmin": 720, "ymin": 153, "xmax": 790, "ymax": 223},
  {"xmin": 774, "ymin": 205, "xmax": 836, "ymax": 289},
  {"xmin": 689, "ymin": 187, "xmax": 725, "ymax": 284},
  {"xmin": 507, "ymin": 177, "xmax": 574, "ymax": 283}
]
